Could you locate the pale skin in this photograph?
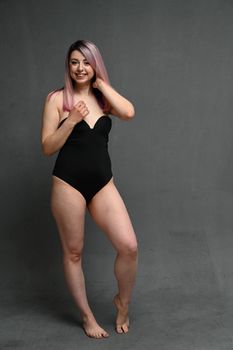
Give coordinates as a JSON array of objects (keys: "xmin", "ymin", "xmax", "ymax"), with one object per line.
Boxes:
[{"xmin": 41, "ymin": 49, "xmax": 138, "ymax": 338}]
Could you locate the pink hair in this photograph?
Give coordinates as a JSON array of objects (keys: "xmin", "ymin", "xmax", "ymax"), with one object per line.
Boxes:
[{"xmin": 48, "ymin": 40, "xmax": 111, "ymax": 113}]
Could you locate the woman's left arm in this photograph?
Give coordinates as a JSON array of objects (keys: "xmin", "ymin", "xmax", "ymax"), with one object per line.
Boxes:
[{"xmin": 93, "ymin": 78, "xmax": 135, "ymax": 120}]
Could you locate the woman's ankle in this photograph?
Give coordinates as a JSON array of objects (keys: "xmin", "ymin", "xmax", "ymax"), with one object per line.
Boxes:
[
  {"xmin": 82, "ymin": 312, "xmax": 96, "ymax": 322},
  {"xmin": 116, "ymin": 294, "xmax": 130, "ymax": 307}
]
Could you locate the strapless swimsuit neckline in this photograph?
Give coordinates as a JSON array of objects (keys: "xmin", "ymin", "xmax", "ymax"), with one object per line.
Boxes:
[{"xmin": 59, "ymin": 115, "xmax": 110, "ymax": 130}]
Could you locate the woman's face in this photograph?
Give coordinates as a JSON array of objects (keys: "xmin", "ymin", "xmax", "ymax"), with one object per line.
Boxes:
[{"xmin": 69, "ymin": 50, "xmax": 95, "ymax": 86}]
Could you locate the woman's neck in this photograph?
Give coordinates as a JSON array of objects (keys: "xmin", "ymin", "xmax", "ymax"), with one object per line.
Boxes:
[{"xmin": 74, "ymin": 83, "xmax": 93, "ymax": 96}]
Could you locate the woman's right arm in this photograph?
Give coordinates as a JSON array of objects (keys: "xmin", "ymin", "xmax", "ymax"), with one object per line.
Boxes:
[{"xmin": 41, "ymin": 93, "xmax": 88, "ymax": 156}]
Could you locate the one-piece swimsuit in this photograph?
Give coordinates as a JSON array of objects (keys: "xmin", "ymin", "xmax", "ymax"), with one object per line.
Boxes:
[{"xmin": 52, "ymin": 115, "xmax": 113, "ymax": 204}]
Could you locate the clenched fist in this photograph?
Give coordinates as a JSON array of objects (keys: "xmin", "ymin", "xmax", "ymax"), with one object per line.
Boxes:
[{"xmin": 67, "ymin": 100, "xmax": 89, "ymax": 125}]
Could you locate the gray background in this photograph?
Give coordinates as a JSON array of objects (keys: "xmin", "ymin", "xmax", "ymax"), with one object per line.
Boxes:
[{"xmin": 1, "ymin": 0, "xmax": 233, "ymax": 349}]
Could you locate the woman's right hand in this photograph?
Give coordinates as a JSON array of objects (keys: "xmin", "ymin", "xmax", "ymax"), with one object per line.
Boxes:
[{"xmin": 67, "ymin": 100, "xmax": 89, "ymax": 125}]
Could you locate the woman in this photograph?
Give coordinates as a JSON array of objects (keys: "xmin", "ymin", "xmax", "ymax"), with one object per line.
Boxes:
[{"xmin": 41, "ymin": 40, "xmax": 138, "ymax": 339}]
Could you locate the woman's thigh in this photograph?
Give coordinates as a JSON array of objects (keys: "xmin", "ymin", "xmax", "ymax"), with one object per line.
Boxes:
[
  {"xmin": 87, "ymin": 179, "xmax": 138, "ymax": 253},
  {"xmin": 51, "ymin": 176, "xmax": 86, "ymax": 254}
]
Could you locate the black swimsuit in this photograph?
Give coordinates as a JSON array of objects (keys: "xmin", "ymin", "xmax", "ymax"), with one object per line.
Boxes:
[{"xmin": 52, "ymin": 115, "xmax": 113, "ymax": 204}]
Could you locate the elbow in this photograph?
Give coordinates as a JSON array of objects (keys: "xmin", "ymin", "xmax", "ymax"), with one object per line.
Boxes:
[
  {"xmin": 41, "ymin": 142, "xmax": 53, "ymax": 156},
  {"xmin": 122, "ymin": 105, "xmax": 135, "ymax": 120}
]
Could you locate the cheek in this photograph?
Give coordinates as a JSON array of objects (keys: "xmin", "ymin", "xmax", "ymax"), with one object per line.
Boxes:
[
  {"xmin": 69, "ymin": 65, "xmax": 75, "ymax": 74},
  {"xmin": 90, "ymin": 68, "xmax": 95, "ymax": 78}
]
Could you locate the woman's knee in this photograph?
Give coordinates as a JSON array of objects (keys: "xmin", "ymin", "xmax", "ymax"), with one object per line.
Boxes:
[
  {"xmin": 118, "ymin": 241, "xmax": 138, "ymax": 258},
  {"xmin": 64, "ymin": 247, "xmax": 84, "ymax": 263}
]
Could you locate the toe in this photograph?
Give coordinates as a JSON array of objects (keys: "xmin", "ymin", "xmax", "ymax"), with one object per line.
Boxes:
[
  {"xmin": 122, "ymin": 324, "xmax": 129, "ymax": 333},
  {"xmin": 116, "ymin": 325, "xmax": 123, "ymax": 333}
]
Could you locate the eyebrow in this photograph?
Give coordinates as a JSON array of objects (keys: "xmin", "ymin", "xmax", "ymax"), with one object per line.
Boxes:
[{"xmin": 70, "ymin": 58, "xmax": 88, "ymax": 61}]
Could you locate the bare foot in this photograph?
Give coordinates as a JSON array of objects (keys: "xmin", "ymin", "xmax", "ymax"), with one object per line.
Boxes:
[
  {"xmin": 82, "ymin": 316, "xmax": 109, "ymax": 339},
  {"xmin": 113, "ymin": 294, "xmax": 130, "ymax": 334}
]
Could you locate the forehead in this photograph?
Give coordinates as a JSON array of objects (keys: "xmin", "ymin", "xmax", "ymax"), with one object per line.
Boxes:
[{"xmin": 70, "ymin": 50, "xmax": 86, "ymax": 60}]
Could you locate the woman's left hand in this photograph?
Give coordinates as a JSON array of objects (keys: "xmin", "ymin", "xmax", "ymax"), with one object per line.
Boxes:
[{"xmin": 92, "ymin": 77, "xmax": 103, "ymax": 89}]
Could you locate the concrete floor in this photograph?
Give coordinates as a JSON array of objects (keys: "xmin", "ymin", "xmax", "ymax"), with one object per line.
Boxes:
[
  {"xmin": 2, "ymin": 189, "xmax": 233, "ymax": 349},
  {"xmin": 1, "ymin": 253, "xmax": 233, "ymax": 350}
]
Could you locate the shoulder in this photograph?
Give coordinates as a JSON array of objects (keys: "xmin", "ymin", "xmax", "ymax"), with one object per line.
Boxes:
[
  {"xmin": 45, "ymin": 88, "xmax": 64, "ymax": 114},
  {"xmin": 46, "ymin": 88, "xmax": 63, "ymax": 104}
]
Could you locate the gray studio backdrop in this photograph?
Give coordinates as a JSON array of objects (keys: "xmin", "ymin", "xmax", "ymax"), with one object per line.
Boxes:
[{"xmin": 1, "ymin": 0, "xmax": 233, "ymax": 316}]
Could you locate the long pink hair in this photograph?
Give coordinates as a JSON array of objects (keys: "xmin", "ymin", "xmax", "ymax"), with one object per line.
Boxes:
[{"xmin": 48, "ymin": 40, "xmax": 111, "ymax": 113}]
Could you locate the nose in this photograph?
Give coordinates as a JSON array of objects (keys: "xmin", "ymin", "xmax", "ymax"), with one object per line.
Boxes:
[{"xmin": 77, "ymin": 62, "xmax": 84, "ymax": 71}]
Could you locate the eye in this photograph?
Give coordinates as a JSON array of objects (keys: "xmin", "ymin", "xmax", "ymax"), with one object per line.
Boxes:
[{"xmin": 84, "ymin": 61, "xmax": 90, "ymax": 65}]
